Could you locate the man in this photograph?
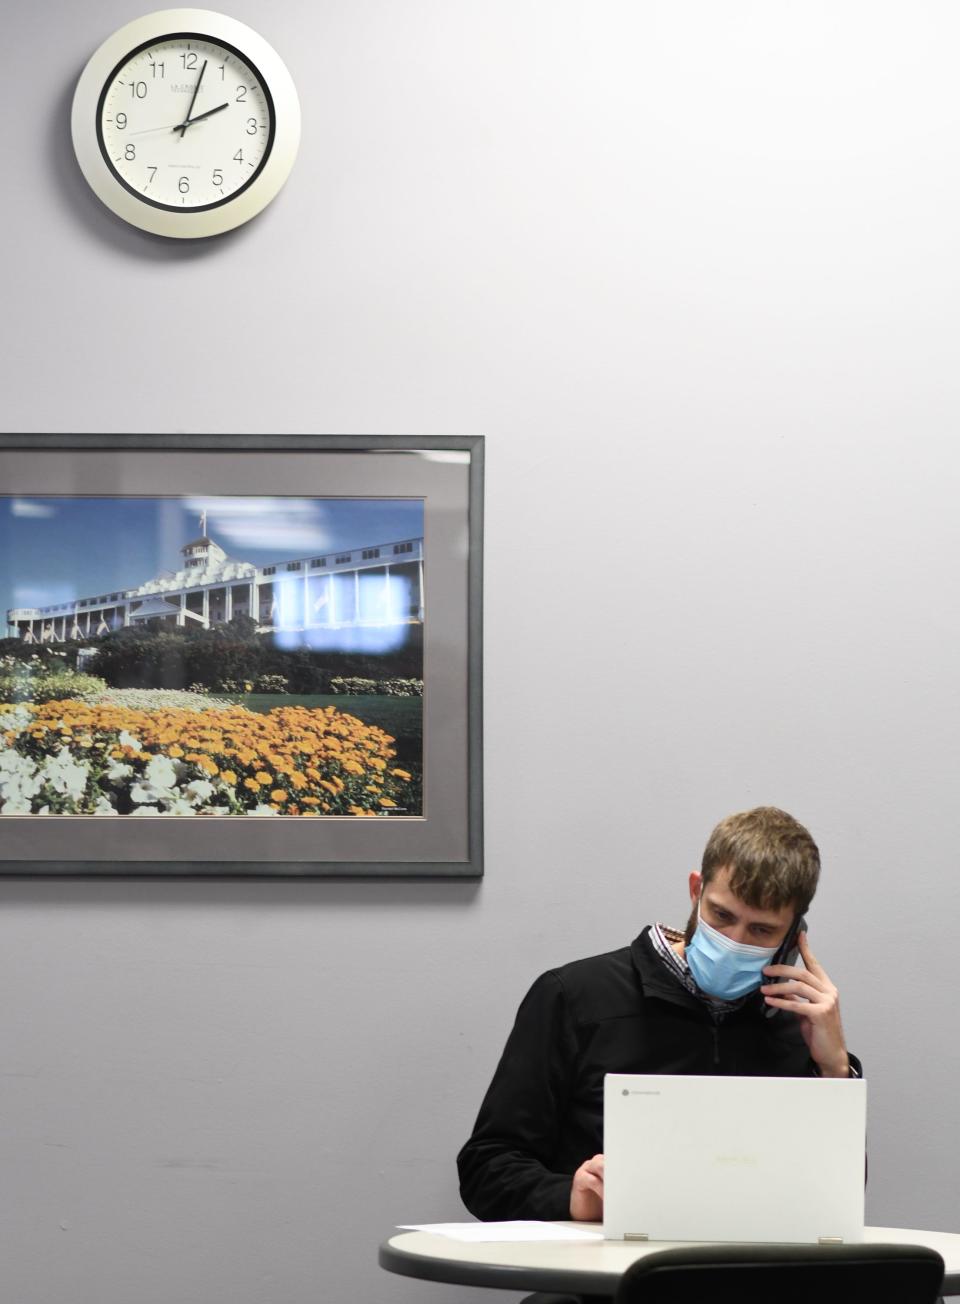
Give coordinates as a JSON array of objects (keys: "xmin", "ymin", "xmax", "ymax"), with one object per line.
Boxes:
[{"xmin": 458, "ymin": 807, "xmax": 861, "ymax": 1223}]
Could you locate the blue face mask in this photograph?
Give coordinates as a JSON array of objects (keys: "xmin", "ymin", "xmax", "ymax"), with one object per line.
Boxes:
[{"xmin": 685, "ymin": 903, "xmax": 780, "ymax": 1000}]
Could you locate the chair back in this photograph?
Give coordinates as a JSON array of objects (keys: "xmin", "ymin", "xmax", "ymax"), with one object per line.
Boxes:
[{"xmin": 614, "ymin": 1241, "xmax": 945, "ymax": 1304}]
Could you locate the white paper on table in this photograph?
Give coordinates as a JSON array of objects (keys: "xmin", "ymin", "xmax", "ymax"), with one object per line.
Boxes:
[{"xmin": 397, "ymin": 1221, "xmax": 604, "ymax": 1243}]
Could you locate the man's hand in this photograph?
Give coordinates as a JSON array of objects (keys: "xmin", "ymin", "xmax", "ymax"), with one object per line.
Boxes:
[
  {"xmin": 570, "ymin": 1153, "xmax": 604, "ymax": 1221},
  {"xmin": 760, "ymin": 931, "xmax": 850, "ymax": 1077}
]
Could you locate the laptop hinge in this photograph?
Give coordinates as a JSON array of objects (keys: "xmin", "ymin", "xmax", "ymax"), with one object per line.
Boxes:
[
  {"xmin": 624, "ymin": 1233, "xmax": 649, "ymax": 1241},
  {"xmin": 818, "ymin": 1237, "xmax": 844, "ymax": 1245}
]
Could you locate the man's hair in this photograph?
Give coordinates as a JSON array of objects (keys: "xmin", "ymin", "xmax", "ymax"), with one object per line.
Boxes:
[{"xmin": 701, "ymin": 806, "xmax": 820, "ymax": 915}]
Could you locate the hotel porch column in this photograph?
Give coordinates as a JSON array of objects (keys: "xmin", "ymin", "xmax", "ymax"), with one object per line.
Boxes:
[
  {"xmin": 225, "ymin": 585, "xmax": 233, "ymax": 622},
  {"xmin": 418, "ymin": 557, "xmax": 425, "ymax": 620},
  {"xmin": 179, "ymin": 593, "xmax": 187, "ymax": 627},
  {"xmin": 303, "ymin": 569, "xmax": 311, "ymax": 628},
  {"xmin": 202, "ymin": 588, "xmax": 210, "ymax": 628}
]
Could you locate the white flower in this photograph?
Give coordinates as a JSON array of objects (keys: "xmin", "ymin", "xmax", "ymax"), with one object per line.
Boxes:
[
  {"xmin": 129, "ymin": 805, "xmax": 160, "ymax": 815},
  {"xmin": 130, "ymin": 755, "xmax": 180, "ymax": 806},
  {"xmin": 131, "ymin": 782, "xmax": 168, "ymax": 805},
  {"xmin": 1, "ymin": 795, "xmax": 34, "ymax": 814},
  {"xmin": 105, "ymin": 761, "xmax": 134, "ymax": 782},
  {"xmin": 42, "ymin": 750, "xmax": 89, "ymax": 802},
  {"xmin": 93, "ymin": 795, "xmax": 117, "ymax": 815},
  {"xmin": 0, "ymin": 705, "xmax": 31, "ymax": 738},
  {"xmin": 250, "ymin": 804, "xmax": 278, "ymax": 816},
  {"xmin": 145, "ymin": 754, "xmax": 178, "ymax": 790},
  {"xmin": 118, "ymin": 730, "xmax": 142, "ymax": 751},
  {"xmin": 183, "ymin": 779, "xmax": 214, "ymax": 806},
  {"xmin": 93, "ymin": 687, "xmax": 246, "ymax": 713},
  {"xmin": 0, "ymin": 751, "xmax": 46, "ymax": 808},
  {"xmin": 163, "ymin": 797, "xmax": 198, "ymax": 816}
]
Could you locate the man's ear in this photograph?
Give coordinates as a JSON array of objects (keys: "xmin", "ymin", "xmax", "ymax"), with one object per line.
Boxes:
[{"xmin": 688, "ymin": 871, "xmax": 702, "ymax": 906}]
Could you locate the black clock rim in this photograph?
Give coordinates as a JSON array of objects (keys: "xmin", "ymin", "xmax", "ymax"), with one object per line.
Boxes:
[{"xmin": 94, "ymin": 31, "xmax": 278, "ymax": 215}]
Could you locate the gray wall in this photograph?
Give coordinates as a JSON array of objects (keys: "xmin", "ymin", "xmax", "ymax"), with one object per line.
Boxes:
[{"xmin": 2, "ymin": 3, "xmax": 959, "ymax": 1302}]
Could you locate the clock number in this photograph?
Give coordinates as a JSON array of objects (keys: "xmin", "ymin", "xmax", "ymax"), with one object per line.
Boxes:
[
  {"xmin": 246, "ymin": 117, "xmax": 258, "ymax": 135},
  {"xmin": 130, "ymin": 81, "xmax": 147, "ymax": 99},
  {"xmin": 179, "ymin": 176, "xmax": 190, "ymax": 194},
  {"xmin": 236, "ymin": 86, "xmax": 247, "ymax": 102},
  {"xmin": 180, "ymin": 52, "xmax": 198, "ymax": 70},
  {"xmin": 233, "ymin": 149, "xmax": 244, "ymax": 162},
  {"xmin": 115, "ymin": 112, "xmax": 127, "ymax": 129},
  {"xmin": 147, "ymin": 166, "xmax": 158, "ymax": 185},
  {"xmin": 124, "ymin": 144, "xmax": 136, "ymax": 161},
  {"xmin": 212, "ymin": 169, "xmax": 224, "ymax": 186},
  {"xmin": 149, "ymin": 61, "xmax": 165, "ymax": 78}
]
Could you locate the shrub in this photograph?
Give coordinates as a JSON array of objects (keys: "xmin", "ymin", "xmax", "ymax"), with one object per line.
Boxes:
[
  {"xmin": 379, "ymin": 678, "xmax": 424, "ymax": 697},
  {"xmin": 329, "ymin": 676, "xmax": 423, "ymax": 697},
  {"xmin": 329, "ymin": 677, "xmax": 377, "ymax": 695},
  {"xmin": 83, "ymin": 625, "xmax": 423, "ymax": 695},
  {"xmin": 0, "ymin": 655, "xmax": 107, "ymax": 704},
  {"xmin": 28, "ymin": 672, "xmax": 108, "ymax": 704},
  {"xmin": 253, "ymin": 674, "xmax": 288, "ymax": 693}
]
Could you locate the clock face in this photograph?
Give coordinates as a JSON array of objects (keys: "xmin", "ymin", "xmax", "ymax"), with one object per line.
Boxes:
[{"xmin": 96, "ymin": 34, "xmax": 275, "ymax": 212}]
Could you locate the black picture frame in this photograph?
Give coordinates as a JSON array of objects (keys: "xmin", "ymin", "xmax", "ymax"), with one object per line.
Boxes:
[{"xmin": 0, "ymin": 433, "xmax": 483, "ymax": 878}]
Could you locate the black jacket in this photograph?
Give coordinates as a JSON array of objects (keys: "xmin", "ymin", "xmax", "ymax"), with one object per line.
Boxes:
[{"xmin": 458, "ymin": 927, "xmax": 862, "ymax": 1221}]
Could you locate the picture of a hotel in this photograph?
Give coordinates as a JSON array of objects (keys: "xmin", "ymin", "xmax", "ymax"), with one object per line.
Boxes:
[{"xmin": 5, "ymin": 512, "xmax": 425, "ymax": 644}]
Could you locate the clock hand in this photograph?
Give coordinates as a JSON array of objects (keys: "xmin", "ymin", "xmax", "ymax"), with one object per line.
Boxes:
[
  {"xmin": 130, "ymin": 120, "xmax": 192, "ymax": 135},
  {"xmin": 127, "ymin": 98, "xmax": 228, "ymax": 143},
  {"xmin": 178, "ymin": 57, "xmax": 207, "ymax": 137},
  {"xmin": 176, "ymin": 101, "xmax": 229, "ymax": 127}
]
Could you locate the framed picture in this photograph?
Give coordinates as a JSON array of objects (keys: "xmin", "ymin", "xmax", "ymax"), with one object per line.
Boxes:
[{"xmin": 0, "ymin": 434, "xmax": 483, "ymax": 877}]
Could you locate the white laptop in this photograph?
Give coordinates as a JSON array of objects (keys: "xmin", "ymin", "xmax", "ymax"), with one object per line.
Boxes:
[{"xmin": 603, "ymin": 1073, "xmax": 866, "ymax": 1245}]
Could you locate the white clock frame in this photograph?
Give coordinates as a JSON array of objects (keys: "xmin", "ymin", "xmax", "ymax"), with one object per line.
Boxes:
[{"xmin": 71, "ymin": 8, "xmax": 300, "ymax": 238}]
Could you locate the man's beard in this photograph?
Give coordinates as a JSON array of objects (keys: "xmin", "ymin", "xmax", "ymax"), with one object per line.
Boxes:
[{"xmin": 683, "ymin": 898, "xmax": 700, "ymax": 946}]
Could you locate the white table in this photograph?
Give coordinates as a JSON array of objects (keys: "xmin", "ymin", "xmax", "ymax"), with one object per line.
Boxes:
[{"xmin": 380, "ymin": 1223, "xmax": 960, "ymax": 1297}]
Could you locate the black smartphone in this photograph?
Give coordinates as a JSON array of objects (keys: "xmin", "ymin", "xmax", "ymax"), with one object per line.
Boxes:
[
  {"xmin": 762, "ymin": 915, "xmax": 807, "ymax": 1017},
  {"xmin": 772, "ymin": 914, "xmax": 807, "ymax": 970}
]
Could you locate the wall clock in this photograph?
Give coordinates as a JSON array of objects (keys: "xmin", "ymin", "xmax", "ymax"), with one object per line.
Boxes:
[{"xmin": 71, "ymin": 9, "xmax": 300, "ymax": 238}]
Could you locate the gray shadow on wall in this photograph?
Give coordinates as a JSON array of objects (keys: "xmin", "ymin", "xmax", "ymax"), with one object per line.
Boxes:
[{"xmin": 53, "ymin": 73, "xmax": 258, "ymax": 263}]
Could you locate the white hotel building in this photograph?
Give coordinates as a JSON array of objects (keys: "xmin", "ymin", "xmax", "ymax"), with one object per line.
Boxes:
[{"xmin": 6, "ymin": 518, "xmax": 425, "ymax": 644}]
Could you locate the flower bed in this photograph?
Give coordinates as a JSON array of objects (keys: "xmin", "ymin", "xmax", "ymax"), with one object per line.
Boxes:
[
  {"xmin": 0, "ymin": 699, "xmax": 413, "ymax": 817},
  {"xmin": 94, "ymin": 687, "xmax": 240, "ymax": 712}
]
